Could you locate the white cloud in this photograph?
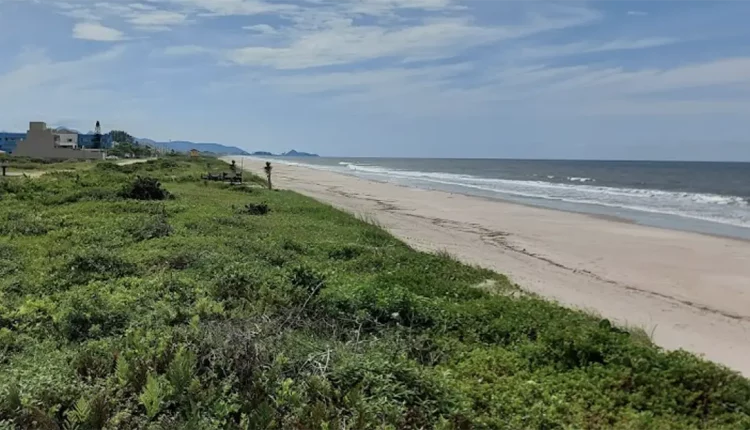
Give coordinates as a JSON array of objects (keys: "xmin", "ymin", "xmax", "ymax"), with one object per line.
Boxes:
[
  {"xmin": 226, "ymin": 6, "xmax": 600, "ymax": 70},
  {"xmin": 55, "ymin": 2, "xmax": 190, "ymax": 31},
  {"xmin": 162, "ymin": 45, "xmax": 212, "ymax": 56},
  {"xmin": 128, "ymin": 10, "xmax": 188, "ymax": 27},
  {"xmin": 129, "ymin": 3, "xmax": 158, "ymax": 11},
  {"xmin": 627, "ymin": 11, "xmax": 648, "ymax": 16},
  {"xmin": 0, "ymin": 47, "xmax": 126, "ymax": 97},
  {"xmin": 226, "ymin": 53, "xmax": 750, "ymax": 118},
  {"xmin": 258, "ymin": 63, "xmax": 472, "ymax": 95},
  {"xmin": 340, "ymin": 0, "xmax": 458, "ymax": 15},
  {"xmin": 518, "ymin": 38, "xmax": 679, "ymax": 59},
  {"xmin": 159, "ymin": 0, "xmax": 296, "ymax": 16},
  {"xmin": 243, "ymin": 24, "xmax": 277, "ymax": 34},
  {"xmin": 228, "ymin": 18, "xmax": 502, "ymax": 69},
  {"xmin": 72, "ymin": 22, "xmax": 126, "ymax": 41},
  {"xmin": 15, "ymin": 0, "xmax": 750, "ymax": 121}
]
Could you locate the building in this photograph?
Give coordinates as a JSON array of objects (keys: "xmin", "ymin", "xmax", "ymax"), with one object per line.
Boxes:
[
  {"xmin": 12, "ymin": 122, "xmax": 105, "ymax": 160},
  {"xmin": 190, "ymin": 149, "xmax": 200, "ymax": 157},
  {"xmin": 0, "ymin": 132, "xmax": 26, "ymax": 154},
  {"xmin": 54, "ymin": 127, "xmax": 79, "ymax": 148},
  {"xmin": 1, "ymin": 120, "xmax": 114, "ymax": 155}
]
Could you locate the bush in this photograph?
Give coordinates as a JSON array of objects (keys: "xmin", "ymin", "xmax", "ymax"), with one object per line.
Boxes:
[
  {"xmin": 328, "ymin": 245, "xmax": 362, "ymax": 261},
  {"xmin": 0, "ymin": 214, "xmax": 49, "ymax": 236},
  {"xmin": 289, "ymin": 266, "xmax": 325, "ymax": 296},
  {"xmin": 240, "ymin": 203, "xmax": 270, "ymax": 216},
  {"xmin": 55, "ymin": 283, "xmax": 133, "ymax": 341},
  {"xmin": 120, "ymin": 177, "xmax": 170, "ymax": 201},
  {"xmin": 212, "ymin": 262, "xmax": 266, "ymax": 301},
  {"xmin": 128, "ymin": 210, "xmax": 172, "ymax": 242},
  {"xmin": 63, "ymin": 248, "xmax": 136, "ymax": 286}
]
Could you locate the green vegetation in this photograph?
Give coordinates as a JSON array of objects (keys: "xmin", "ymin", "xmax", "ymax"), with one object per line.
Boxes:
[
  {"xmin": 109, "ymin": 131, "xmax": 136, "ymax": 146},
  {"xmin": 1, "ymin": 157, "xmax": 749, "ymax": 429},
  {"xmin": 107, "ymin": 129, "xmax": 155, "ymax": 158},
  {"xmin": 0, "ymin": 155, "xmax": 91, "ymax": 172},
  {"xmin": 108, "ymin": 142, "xmax": 155, "ymax": 159}
]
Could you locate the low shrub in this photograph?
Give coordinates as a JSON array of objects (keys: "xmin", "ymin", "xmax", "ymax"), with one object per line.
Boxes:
[
  {"xmin": 0, "ymin": 212, "xmax": 50, "ymax": 236},
  {"xmin": 63, "ymin": 248, "xmax": 136, "ymax": 286},
  {"xmin": 240, "ymin": 203, "xmax": 270, "ymax": 216},
  {"xmin": 127, "ymin": 210, "xmax": 172, "ymax": 242},
  {"xmin": 328, "ymin": 245, "xmax": 362, "ymax": 261},
  {"xmin": 120, "ymin": 177, "xmax": 171, "ymax": 201},
  {"xmin": 55, "ymin": 283, "xmax": 133, "ymax": 341},
  {"xmin": 289, "ymin": 266, "xmax": 325, "ymax": 296},
  {"xmin": 212, "ymin": 262, "xmax": 266, "ymax": 301}
]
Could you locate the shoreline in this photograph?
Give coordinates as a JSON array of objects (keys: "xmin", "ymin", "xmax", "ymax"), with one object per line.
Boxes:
[
  {"xmin": 230, "ymin": 156, "xmax": 750, "ymax": 375},
  {"xmin": 242, "ymin": 156, "xmax": 750, "ymax": 241}
]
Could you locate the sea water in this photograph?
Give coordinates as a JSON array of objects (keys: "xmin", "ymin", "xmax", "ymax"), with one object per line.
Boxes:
[{"xmin": 253, "ymin": 157, "xmax": 750, "ymax": 240}]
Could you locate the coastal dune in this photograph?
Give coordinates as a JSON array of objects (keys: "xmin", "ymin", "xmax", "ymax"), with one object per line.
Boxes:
[{"xmin": 233, "ymin": 157, "xmax": 750, "ymax": 375}]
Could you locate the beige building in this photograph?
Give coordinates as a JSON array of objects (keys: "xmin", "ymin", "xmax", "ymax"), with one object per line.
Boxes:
[
  {"xmin": 54, "ymin": 127, "xmax": 79, "ymax": 148},
  {"xmin": 13, "ymin": 122, "xmax": 104, "ymax": 160}
]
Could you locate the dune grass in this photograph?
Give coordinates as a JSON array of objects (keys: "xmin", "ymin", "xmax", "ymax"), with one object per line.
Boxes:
[
  {"xmin": 0, "ymin": 156, "xmax": 749, "ymax": 429},
  {"xmin": 0, "ymin": 154, "xmax": 93, "ymax": 173}
]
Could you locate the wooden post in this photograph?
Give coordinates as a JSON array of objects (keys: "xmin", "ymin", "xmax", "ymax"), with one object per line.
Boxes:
[
  {"xmin": 1, "ymin": 162, "xmax": 7, "ymax": 177},
  {"xmin": 264, "ymin": 162, "xmax": 273, "ymax": 190}
]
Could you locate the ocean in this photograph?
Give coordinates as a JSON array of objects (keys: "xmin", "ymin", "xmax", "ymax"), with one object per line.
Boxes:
[{"xmin": 253, "ymin": 157, "xmax": 750, "ymax": 240}]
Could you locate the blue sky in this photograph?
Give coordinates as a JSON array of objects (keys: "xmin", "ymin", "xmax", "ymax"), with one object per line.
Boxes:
[{"xmin": 1, "ymin": 0, "xmax": 750, "ymax": 160}]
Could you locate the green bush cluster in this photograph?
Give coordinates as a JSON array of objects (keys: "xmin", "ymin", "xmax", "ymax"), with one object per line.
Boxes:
[
  {"xmin": 120, "ymin": 177, "xmax": 171, "ymax": 201},
  {"xmin": 0, "ymin": 156, "xmax": 748, "ymax": 429}
]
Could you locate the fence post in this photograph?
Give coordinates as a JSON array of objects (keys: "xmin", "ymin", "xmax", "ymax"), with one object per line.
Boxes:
[{"xmin": 264, "ymin": 162, "xmax": 273, "ymax": 190}]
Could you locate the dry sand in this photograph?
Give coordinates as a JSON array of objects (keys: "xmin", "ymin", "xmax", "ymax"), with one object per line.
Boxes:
[{"xmin": 231, "ymin": 157, "xmax": 750, "ymax": 375}]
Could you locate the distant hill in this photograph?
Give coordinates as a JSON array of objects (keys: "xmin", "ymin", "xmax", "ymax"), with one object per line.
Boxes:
[
  {"xmin": 282, "ymin": 150, "xmax": 318, "ymax": 157},
  {"xmin": 136, "ymin": 138, "xmax": 249, "ymax": 155},
  {"xmin": 251, "ymin": 149, "xmax": 319, "ymax": 157}
]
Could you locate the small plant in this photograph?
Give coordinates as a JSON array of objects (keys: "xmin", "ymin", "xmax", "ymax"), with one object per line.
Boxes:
[
  {"xmin": 64, "ymin": 392, "xmax": 110, "ymax": 430},
  {"xmin": 139, "ymin": 373, "xmax": 168, "ymax": 419},
  {"xmin": 128, "ymin": 207, "xmax": 172, "ymax": 241},
  {"xmin": 290, "ymin": 266, "xmax": 325, "ymax": 296},
  {"xmin": 64, "ymin": 248, "xmax": 136, "ymax": 285},
  {"xmin": 120, "ymin": 176, "xmax": 170, "ymax": 201},
  {"xmin": 329, "ymin": 245, "xmax": 362, "ymax": 261},
  {"xmin": 115, "ymin": 355, "xmax": 131, "ymax": 387},
  {"xmin": 167, "ymin": 346, "xmax": 197, "ymax": 396},
  {"xmin": 240, "ymin": 203, "xmax": 270, "ymax": 216}
]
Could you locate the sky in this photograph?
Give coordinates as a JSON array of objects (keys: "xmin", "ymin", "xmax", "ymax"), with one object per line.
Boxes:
[{"xmin": 1, "ymin": 0, "xmax": 750, "ymax": 160}]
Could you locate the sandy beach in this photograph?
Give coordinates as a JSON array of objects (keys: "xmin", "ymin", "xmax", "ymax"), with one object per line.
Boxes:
[{"xmin": 231, "ymin": 157, "xmax": 750, "ymax": 375}]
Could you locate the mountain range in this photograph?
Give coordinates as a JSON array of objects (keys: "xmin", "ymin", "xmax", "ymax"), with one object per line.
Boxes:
[
  {"xmin": 136, "ymin": 139, "xmax": 250, "ymax": 155},
  {"xmin": 251, "ymin": 150, "xmax": 319, "ymax": 157},
  {"xmin": 135, "ymin": 139, "xmax": 318, "ymax": 157}
]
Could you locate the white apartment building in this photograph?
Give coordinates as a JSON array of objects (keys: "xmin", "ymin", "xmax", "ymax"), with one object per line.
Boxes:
[{"xmin": 54, "ymin": 127, "xmax": 78, "ymax": 148}]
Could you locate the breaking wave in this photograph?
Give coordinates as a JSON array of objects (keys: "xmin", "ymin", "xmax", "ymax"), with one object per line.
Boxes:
[{"xmin": 336, "ymin": 162, "xmax": 750, "ymax": 228}]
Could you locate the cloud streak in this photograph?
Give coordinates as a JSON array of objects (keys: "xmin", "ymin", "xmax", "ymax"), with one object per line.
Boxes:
[{"xmin": 72, "ymin": 22, "xmax": 126, "ymax": 41}]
